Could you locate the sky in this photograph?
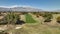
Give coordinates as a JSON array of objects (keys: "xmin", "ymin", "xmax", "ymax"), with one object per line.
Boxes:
[{"xmin": 0, "ymin": 0, "xmax": 60, "ymax": 11}]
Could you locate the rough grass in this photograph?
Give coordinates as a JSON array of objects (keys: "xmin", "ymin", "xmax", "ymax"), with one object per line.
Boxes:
[
  {"xmin": 12, "ymin": 23, "xmax": 60, "ymax": 34},
  {"xmin": 25, "ymin": 14, "xmax": 36, "ymax": 23},
  {"xmin": 11, "ymin": 14, "xmax": 60, "ymax": 34}
]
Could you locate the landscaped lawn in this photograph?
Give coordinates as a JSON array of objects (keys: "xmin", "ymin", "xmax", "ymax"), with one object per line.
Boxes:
[{"xmin": 25, "ymin": 14, "xmax": 36, "ymax": 23}]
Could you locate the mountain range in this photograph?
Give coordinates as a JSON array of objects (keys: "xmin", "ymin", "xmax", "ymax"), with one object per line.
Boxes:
[{"xmin": 0, "ymin": 7, "xmax": 43, "ymax": 12}]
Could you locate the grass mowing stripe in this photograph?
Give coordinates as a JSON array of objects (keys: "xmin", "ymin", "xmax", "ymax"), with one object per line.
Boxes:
[{"xmin": 25, "ymin": 14, "xmax": 36, "ymax": 23}]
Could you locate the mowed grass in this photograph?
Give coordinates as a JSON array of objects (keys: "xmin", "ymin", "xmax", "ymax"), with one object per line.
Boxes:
[{"xmin": 25, "ymin": 14, "xmax": 36, "ymax": 23}]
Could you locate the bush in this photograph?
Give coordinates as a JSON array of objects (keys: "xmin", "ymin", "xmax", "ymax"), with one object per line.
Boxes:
[
  {"xmin": 0, "ymin": 12, "xmax": 20, "ymax": 24},
  {"xmin": 0, "ymin": 31, "xmax": 9, "ymax": 34},
  {"xmin": 44, "ymin": 19, "xmax": 51, "ymax": 22},
  {"xmin": 5, "ymin": 12, "xmax": 20, "ymax": 24},
  {"xmin": 0, "ymin": 12, "xmax": 3, "ymax": 16},
  {"xmin": 0, "ymin": 12, "xmax": 26, "ymax": 25},
  {"xmin": 32, "ymin": 12, "xmax": 42, "ymax": 18},
  {"xmin": 43, "ymin": 13, "xmax": 53, "ymax": 22},
  {"xmin": 57, "ymin": 16, "xmax": 60, "ymax": 23}
]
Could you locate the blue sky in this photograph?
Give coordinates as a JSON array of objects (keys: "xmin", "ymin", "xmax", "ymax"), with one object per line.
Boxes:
[{"xmin": 0, "ymin": 0, "xmax": 60, "ymax": 11}]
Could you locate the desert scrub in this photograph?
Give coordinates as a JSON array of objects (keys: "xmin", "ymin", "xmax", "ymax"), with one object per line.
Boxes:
[
  {"xmin": 43, "ymin": 13, "xmax": 53, "ymax": 22},
  {"xmin": 3, "ymin": 12, "xmax": 20, "ymax": 24}
]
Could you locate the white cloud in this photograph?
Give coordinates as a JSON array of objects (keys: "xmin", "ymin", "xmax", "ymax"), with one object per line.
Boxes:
[
  {"xmin": 0, "ymin": 5, "xmax": 19, "ymax": 8},
  {"xmin": 0, "ymin": 5, "xmax": 34, "ymax": 8}
]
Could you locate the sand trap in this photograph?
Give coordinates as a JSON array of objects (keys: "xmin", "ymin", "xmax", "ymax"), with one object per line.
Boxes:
[
  {"xmin": 0, "ymin": 16, "xmax": 4, "ymax": 19},
  {"xmin": 15, "ymin": 26, "xmax": 22, "ymax": 29}
]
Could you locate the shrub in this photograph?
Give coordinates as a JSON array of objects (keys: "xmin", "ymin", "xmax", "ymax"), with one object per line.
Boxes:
[
  {"xmin": 43, "ymin": 13, "xmax": 53, "ymax": 22},
  {"xmin": 0, "ymin": 12, "xmax": 3, "ymax": 16},
  {"xmin": 0, "ymin": 12, "xmax": 25, "ymax": 25},
  {"xmin": 2, "ymin": 12, "xmax": 20, "ymax": 24},
  {"xmin": 0, "ymin": 31, "xmax": 8, "ymax": 34},
  {"xmin": 56, "ymin": 16, "xmax": 60, "ymax": 23}
]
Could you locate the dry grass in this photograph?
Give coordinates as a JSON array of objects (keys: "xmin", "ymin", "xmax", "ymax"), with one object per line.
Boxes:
[
  {"xmin": 1, "ymin": 13, "xmax": 60, "ymax": 34},
  {"xmin": 12, "ymin": 23, "xmax": 60, "ymax": 34},
  {"xmin": 11, "ymin": 14, "xmax": 60, "ymax": 34}
]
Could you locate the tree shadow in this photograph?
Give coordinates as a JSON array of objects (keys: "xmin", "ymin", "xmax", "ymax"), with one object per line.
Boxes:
[{"xmin": 15, "ymin": 18, "xmax": 25, "ymax": 25}]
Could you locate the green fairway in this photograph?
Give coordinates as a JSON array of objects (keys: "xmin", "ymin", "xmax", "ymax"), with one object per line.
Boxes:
[{"xmin": 25, "ymin": 14, "xmax": 36, "ymax": 23}]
